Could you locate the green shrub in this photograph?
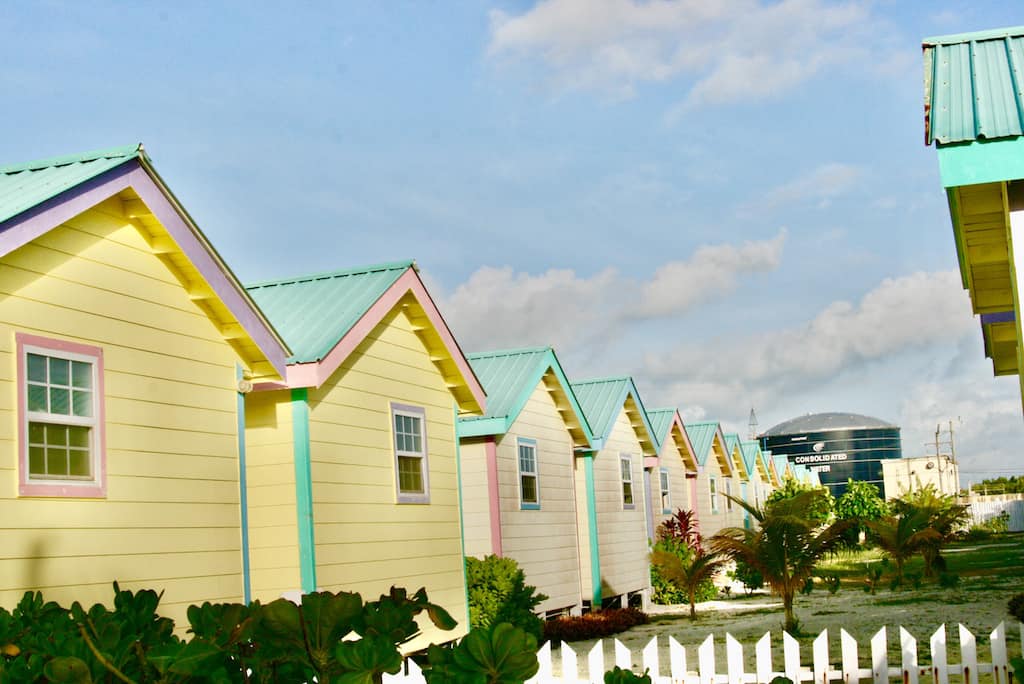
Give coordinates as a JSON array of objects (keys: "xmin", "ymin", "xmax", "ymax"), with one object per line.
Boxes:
[
  {"xmin": 1007, "ymin": 593, "xmax": 1024, "ymax": 622},
  {"xmin": 604, "ymin": 665, "xmax": 653, "ymax": 683},
  {"xmin": 465, "ymin": 555, "xmax": 547, "ymax": 642},
  {"xmin": 938, "ymin": 572, "xmax": 961, "ymax": 589},
  {"xmin": 649, "ymin": 538, "xmax": 718, "ymax": 606},
  {"xmin": 730, "ymin": 558, "xmax": 764, "ymax": 595},
  {"xmin": 542, "ymin": 608, "xmax": 648, "ymax": 643}
]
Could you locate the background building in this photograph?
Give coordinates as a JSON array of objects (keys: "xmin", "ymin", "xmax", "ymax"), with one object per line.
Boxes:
[
  {"xmin": 759, "ymin": 412, "xmax": 903, "ymax": 498},
  {"xmin": 881, "ymin": 455, "xmax": 960, "ymax": 500}
]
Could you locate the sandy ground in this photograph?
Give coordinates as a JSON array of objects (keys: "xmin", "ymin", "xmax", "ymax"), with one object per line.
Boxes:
[{"xmin": 552, "ymin": 574, "xmax": 1024, "ymax": 672}]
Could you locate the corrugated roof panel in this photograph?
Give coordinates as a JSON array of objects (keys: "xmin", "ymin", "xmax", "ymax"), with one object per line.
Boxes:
[
  {"xmin": 646, "ymin": 408, "xmax": 675, "ymax": 446},
  {"xmin": 571, "ymin": 377, "xmax": 630, "ymax": 441},
  {"xmin": 925, "ymin": 27, "xmax": 1024, "ymax": 145},
  {"xmin": 246, "ymin": 262, "xmax": 412, "ymax": 363},
  {"xmin": 0, "ymin": 145, "xmax": 140, "ymax": 225},
  {"xmin": 464, "ymin": 347, "xmax": 550, "ymax": 420},
  {"xmin": 684, "ymin": 421, "xmax": 718, "ymax": 467}
]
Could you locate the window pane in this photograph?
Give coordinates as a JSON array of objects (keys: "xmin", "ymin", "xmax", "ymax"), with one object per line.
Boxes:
[
  {"xmin": 47, "ymin": 447, "xmax": 68, "ymax": 477},
  {"xmin": 623, "ymin": 482, "xmax": 633, "ymax": 505},
  {"xmin": 519, "ymin": 446, "xmax": 536, "ymax": 473},
  {"xmin": 27, "ymin": 384, "xmax": 47, "ymax": 412},
  {"xmin": 28, "ymin": 354, "xmax": 48, "ymax": 383},
  {"xmin": 620, "ymin": 459, "xmax": 630, "ymax": 480},
  {"xmin": 28, "ymin": 446, "xmax": 45, "ymax": 475},
  {"xmin": 49, "ymin": 357, "xmax": 70, "ymax": 386},
  {"xmin": 49, "ymin": 388, "xmax": 70, "ymax": 415},
  {"xmin": 411, "ymin": 433, "xmax": 422, "ymax": 453},
  {"xmin": 46, "ymin": 424, "xmax": 68, "ymax": 446},
  {"xmin": 28, "ymin": 422, "xmax": 45, "ymax": 445},
  {"xmin": 72, "ymin": 390, "xmax": 92, "ymax": 418},
  {"xmin": 69, "ymin": 450, "xmax": 91, "ymax": 477},
  {"xmin": 68, "ymin": 426, "xmax": 90, "ymax": 448},
  {"xmin": 71, "ymin": 361, "xmax": 92, "ymax": 389},
  {"xmin": 397, "ymin": 455, "xmax": 423, "ymax": 493},
  {"xmin": 521, "ymin": 475, "xmax": 537, "ymax": 503}
]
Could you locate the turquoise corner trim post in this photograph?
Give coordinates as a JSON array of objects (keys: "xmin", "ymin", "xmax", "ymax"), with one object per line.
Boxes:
[
  {"xmin": 237, "ymin": 365, "xmax": 252, "ymax": 604},
  {"xmin": 291, "ymin": 388, "xmax": 317, "ymax": 593},
  {"xmin": 454, "ymin": 403, "xmax": 471, "ymax": 628},
  {"xmin": 583, "ymin": 453, "xmax": 602, "ymax": 608}
]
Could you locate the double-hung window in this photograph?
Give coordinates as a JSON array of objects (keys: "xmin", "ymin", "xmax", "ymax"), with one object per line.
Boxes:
[
  {"xmin": 391, "ymin": 403, "xmax": 429, "ymax": 503},
  {"xmin": 620, "ymin": 454, "xmax": 634, "ymax": 509},
  {"xmin": 659, "ymin": 467, "xmax": 671, "ymax": 514},
  {"xmin": 18, "ymin": 334, "xmax": 105, "ymax": 498},
  {"xmin": 709, "ymin": 476, "xmax": 718, "ymax": 513},
  {"xmin": 517, "ymin": 438, "xmax": 539, "ymax": 509},
  {"xmin": 725, "ymin": 479, "xmax": 733, "ymax": 511}
]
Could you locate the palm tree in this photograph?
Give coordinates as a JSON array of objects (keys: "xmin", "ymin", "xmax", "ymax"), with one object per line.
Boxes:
[
  {"xmin": 649, "ymin": 547, "xmax": 726, "ymax": 619},
  {"xmin": 709, "ymin": 490, "xmax": 851, "ymax": 633},
  {"xmin": 865, "ymin": 509, "xmax": 940, "ymax": 585},
  {"xmin": 891, "ymin": 485, "xmax": 968, "ymax": 577}
]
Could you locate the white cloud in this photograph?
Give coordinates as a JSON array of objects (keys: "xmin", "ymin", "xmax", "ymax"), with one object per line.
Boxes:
[
  {"xmin": 437, "ymin": 229, "xmax": 786, "ymax": 353},
  {"xmin": 487, "ymin": 0, "xmax": 880, "ymax": 107},
  {"xmin": 763, "ymin": 163, "xmax": 864, "ymax": 208}
]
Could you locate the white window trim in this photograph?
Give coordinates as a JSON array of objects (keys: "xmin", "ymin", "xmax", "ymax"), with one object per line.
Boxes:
[
  {"xmin": 517, "ymin": 437, "xmax": 540, "ymax": 509},
  {"xmin": 620, "ymin": 453, "xmax": 635, "ymax": 509},
  {"xmin": 725, "ymin": 479, "xmax": 733, "ymax": 511},
  {"xmin": 18, "ymin": 333, "xmax": 106, "ymax": 498},
  {"xmin": 390, "ymin": 403, "xmax": 429, "ymax": 504},
  {"xmin": 709, "ymin": 476, "xmax": 718, "ymax": 513},
  {"xmin": 659, "ymin": 466, "xmax": 671, "ymax": 514}
]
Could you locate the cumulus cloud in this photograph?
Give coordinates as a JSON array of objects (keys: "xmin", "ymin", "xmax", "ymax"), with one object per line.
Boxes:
[
  {"xmin": 487, "ymin": 0, "xmax": 880, "ymax": 107},
  {"xmin": 438, "ymin": 230, "xmax": 786, "ymax": 354},
  {"xmin": 763, "ymin": 163, "xmax": 864, "ymax": 209}
]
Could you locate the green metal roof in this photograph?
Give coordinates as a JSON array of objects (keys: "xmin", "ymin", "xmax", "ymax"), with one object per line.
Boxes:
[
  {"xmin": 458, "ymin": 347, "xmax": 593, "ymax": 443},
  {"xmin": 570, "ymin": 376, "xmax": 656, "ymax": 449},
  {"xmin": 773, "ymin": 454, "xmax": 789, "ymax": 479},
  {"xmin": 724, "ymin": 432, "xmax": 741, "ymax": 459},
  {"xmin": 0, "ymin": 144, "xmax": 143, "ymax": 225},
  {"xmin": 646, "ymin": 408, "xmax": 676, "ymax": 446},
  {"xmin": 739, "ymin": 440, "xmax": 762, "ymax": 479},
  {"xmin": 684, "ymin": 421, "xmax": 719, "ymax": 467},
  {"xmin": 246, "ymin": 261, "xmax": 412, "ymax": 363},
  {"xmin": 924, "ymin": 26, "xmax": 1024, "ymax": 145}
]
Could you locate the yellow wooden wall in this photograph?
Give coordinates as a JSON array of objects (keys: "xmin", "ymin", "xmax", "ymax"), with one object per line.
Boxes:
[
  {"xmin": 306, "ymin": 304, "xmax": 468, "ymax": 649},
  {"xmin": 694, "ymin": 443, "xmax": 730, "ymax": 539},
  {"xmin": 243, "ymin": 389, "xmax": 300, "ymax": 599},
  {"xmin": 494, "ymin": 380, "xmax": 581, "ymax": 614},
  {"xmin": 578, "ymin": 409, "xmax": 649, "ymax": 601},
  {"xmin": 654, "ymin": 426, "xmax": 691, "ymax": 530},
  {"xmin": 457, "ymin": 438, "xmax": 492, "ymax": 558},
  {"xmin": 0, "ymin": 202, "xmax": 245, "ymax": 627}
]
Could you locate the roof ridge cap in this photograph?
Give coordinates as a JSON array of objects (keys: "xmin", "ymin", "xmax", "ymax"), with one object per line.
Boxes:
[
  {"xmin": 0, "ymin": 144, "xmax": 141, "ymax": 174},
  {"xmin": 246, "ymin": 260, "xmax": 414, "ymax": 290},
  {"xmin": 466, "ymin": 346, "xmax": 551, "ymax": 359}
]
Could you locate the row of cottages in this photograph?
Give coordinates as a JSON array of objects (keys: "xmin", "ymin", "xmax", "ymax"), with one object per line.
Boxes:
[{"xmin": 0, "ymin": 146, "xmax": 486, "ymax": 648}]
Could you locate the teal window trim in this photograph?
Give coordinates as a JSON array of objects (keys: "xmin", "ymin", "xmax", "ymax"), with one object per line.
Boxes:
[
  {"xmin": 291, "ymin": 388, "xmax": 316, "ymax": 593},
  {"xmin": 583, "ymin": 453, "xmax": 601, "ymax": 607},
  {"xmin": 517, "ymin": 437, "xmax": 539, "ymax": 510},
  {"xmin": 237, "ymin": 365, "xmax": 251, "ymax": 604}
]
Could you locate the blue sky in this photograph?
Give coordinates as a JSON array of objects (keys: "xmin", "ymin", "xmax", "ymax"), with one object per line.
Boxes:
[{"xmin": 3, "ymin": 1, "xmax": 1022, "ymax": 484}]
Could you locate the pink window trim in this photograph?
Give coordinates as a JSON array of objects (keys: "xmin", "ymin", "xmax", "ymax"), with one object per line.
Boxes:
[{"xmin": 16, "ymin": 332, "xmax": 107, "ymax": 498}]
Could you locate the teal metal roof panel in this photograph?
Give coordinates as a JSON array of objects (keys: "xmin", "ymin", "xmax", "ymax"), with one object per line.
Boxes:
[
  {"xmin": 0, "ymin": 144, "xmax": 141, "ymax": 224},
  {"xmin": 463, "ymin": 347, "xmax": 551, "ymax": 421},
  {"xmin": 724, "ymin": 433, "xmax": 741, "ymax": 459},
  {"xmin": 647, "ymin": 408, "xmax": 676, "ymax": 446},
  {"xmin": 246, "ymin": 261, "xmax": 412, "ymax": 363},
  {"xmin": 684, "ymin": 421, "xmax": 719, "ymax": 467},
  {"xmin": 739, "ymin": 440, "xmax": 761, "ymax": 477},
  {"xmin": 571, "ymin": 377, "xmax": 631, "ymax": 441},
  {"xmin": 924, "ymin": 26, "xmax": 1024, "ymax": 145},
  {"xmin": 773, "ymin": 454, "xmax": 789, "ymax": 478}
]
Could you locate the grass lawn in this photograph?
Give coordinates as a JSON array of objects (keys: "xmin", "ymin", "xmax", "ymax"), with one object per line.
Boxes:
[{"xmin": 552, "ymin": 533, "xmax": 1024, "ymax": 674}]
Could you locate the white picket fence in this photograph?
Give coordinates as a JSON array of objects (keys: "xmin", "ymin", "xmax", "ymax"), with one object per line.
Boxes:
[{"xmin": 383, "ymin": 622, "xmax": 1021, "ymax": 683}]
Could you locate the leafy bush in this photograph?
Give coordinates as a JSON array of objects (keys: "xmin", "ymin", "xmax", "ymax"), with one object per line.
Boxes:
[
  {"xmin": 466, "ymin": 555, "xmax": 547, "ymax": 643},
  {"xmin": 0, "ymin": 582, "xmax": 546, "ymax": 684},
  {"xmin": 730, "ymin": 558, "xmax": 764, "ymax": 595},
  {"xmin": 650, "ymin": 509, "xmax": 718, "ymax": 610},
  {"xmin": 834, "ymin": 479, "xmax": 889, "ymax": 547},
  {"xmin": 604, "ymin": 665, "xmax": 653, "ymax": 683},
  {"xmin": 938, "ymin": 572, "xmax": 961, "ymax": 589},
  {"xmin": 1007, "ymin": 593, "xmax": 1024, "ymax": 622},
  {"xmin": 766, "ymin": 477, "xmax": 835, "ymax": 525},
  {"xmin": 542, "ymin": 608, "xmax": 648, "ymax": 643}
]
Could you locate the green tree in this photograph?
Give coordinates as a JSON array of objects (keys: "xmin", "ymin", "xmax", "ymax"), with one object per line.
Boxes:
[
  {"xmin": 834, "ymin": 479, "xmax": 890, "ymax": 546},
  {"xmin": 892, "ymin": 485, "xmax": 969, "ymax": 576},
  {"xmin": 865, "ymin": 508, "xmax": 941, "ymax": 585},
  {"xmin": 649, "ymin": 546, "xmax": 727, "ymax": 619},
  {"xmin": 766, "ymin": 476, "xmax": 835, "ymax": 524},
  {"xmin": 710, "ymin": 490, "xmax": 851, "ymax": 633}
]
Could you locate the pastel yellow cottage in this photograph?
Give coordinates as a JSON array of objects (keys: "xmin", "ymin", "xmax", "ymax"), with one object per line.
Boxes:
[
  {"xmin": 683, "ymin": 422, "xmax": 736, "ymax": 539},
  {"xmin": 243, "ymin": 261, "xmax": 486, "ymax": 648},
  {"xmin": 645, "ymin": 408, "xmax": 698, "ymax": 530},
  {"xmin": 0, "ymin": 145, "xmax": 290, "ymax": 626},
  {"xmin": 722, "ymin": 433, "xmax": 750, "ymax": 529},
  {"xmin": 457, "ymin": 347, "xmax": 593, "ymax": 617},
  {"xmin": 739, "ymin": 440, "xmax": 774, "ymax": 512},
  {"xmin": 570, "ymin": 377, "xmax": 659, "ymax": 609}
]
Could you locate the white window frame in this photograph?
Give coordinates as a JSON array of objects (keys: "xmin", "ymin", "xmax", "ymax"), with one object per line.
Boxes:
[
  {"xmin": 709, "ymin": 476, "xmax": 718, "ymax": 513},
  {"xmin": 390, "ymin": 403, "xmax": 429, "ymax": 504},
  {"xmin": 620, "ymin": 453, "xmax": 635, "ymax": 509},
  {"xmin": 517, "ymin": 437, "xmax": 540, "ymax": 509},
  {"xmin": 659, "ymin": 467, "xmax": 671, "ymax": 514},
  {"xmin": 18, "ymin": 333, "xmax": 105, "ymax": 498}
]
